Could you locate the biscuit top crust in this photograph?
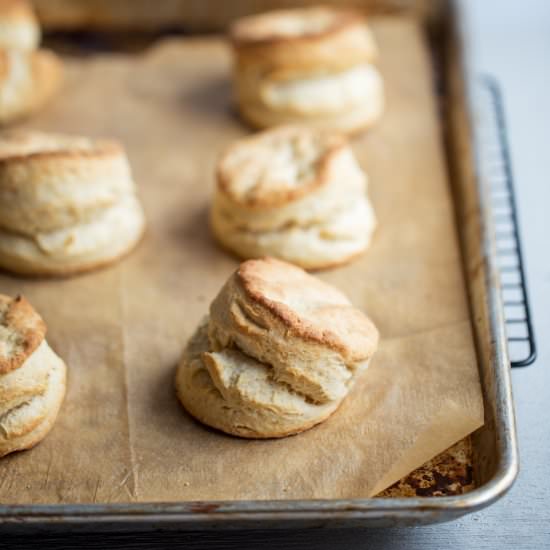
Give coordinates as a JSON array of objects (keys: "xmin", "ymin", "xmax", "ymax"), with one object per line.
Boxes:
[
  {"xmin": 230, "ymin": 6, "xmax": 365, "ymax": 46},
  {"xmin": 0, "ymin": 131, "xmax": 124, "ymax": 164},
  {"xmin": 0, "ymin": 0, "xmax": 35, "ymax": 21},
  {"xmin": 217, "ymin": 125, "xmax": 346, "ymax": 208},
  {"xmin": 0, "ymin": 294, "xmax": 46, "ymax": 375},
  {"xmin": 236, "ymin": 257, "xmax": 378, "ymax": 361},
  {"xmin": 230, "ymin": 6, "xmax": 377, "ymax": 73}
]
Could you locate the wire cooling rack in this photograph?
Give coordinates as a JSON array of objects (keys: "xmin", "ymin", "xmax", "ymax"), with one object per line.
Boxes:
[{"xmin": 476, "ymin": 76, "xmax": 536, "ymax": 367}]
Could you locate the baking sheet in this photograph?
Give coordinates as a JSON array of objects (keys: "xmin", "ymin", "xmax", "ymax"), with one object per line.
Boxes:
[{"xmin": 0, "ymin": 17, "xmax": 483, "ymax": 503}]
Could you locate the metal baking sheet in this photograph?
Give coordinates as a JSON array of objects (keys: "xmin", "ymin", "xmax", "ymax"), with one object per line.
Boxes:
[{"xmin": 0, "ymin": 0, "xmax": 518, "ymax": 530}]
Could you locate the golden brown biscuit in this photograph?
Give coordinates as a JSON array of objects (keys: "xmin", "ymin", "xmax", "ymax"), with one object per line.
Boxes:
[
  {"xmin": 0, "ymin": 131, "xmax": 146, "ymax": 276},
  {"xmin": 176, "ymin": 258, "xmax": 379, "ymax": 438},
  {"xmin": 0, "ymin": 48, "xmax": 62, "ymax": 124},
  {"xmin": 0, "ymin": 294, "xmax": 66, "ymax": 457},
  {"xmin": 0, "ymin": 0, "xmax": 39, "ymax": 50},
  {"xmin": 230, "ymin": 6, "xmax": 384, "ymax": 133},
  {"xmin": 0, "ymin": 1, "xmax": 62, "ymax": 124},
  {"xmin": 211, "ymin": 125, "xmax": 376, "ymax": 270}
]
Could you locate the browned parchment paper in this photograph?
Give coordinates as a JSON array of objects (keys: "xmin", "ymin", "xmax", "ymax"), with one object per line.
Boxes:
[{"xmin": 0, "ymin": 18, "xmax": 484, "ymax": 503}]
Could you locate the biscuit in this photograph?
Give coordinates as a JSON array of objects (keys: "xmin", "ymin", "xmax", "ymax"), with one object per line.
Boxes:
[
  {"xmin": 176, "ymin": 258, "xmax": 379, "ymax": 438},
  {"xmin": 0, "ymin": 294, "xmax": 66, "ymax": 457},
  {"xmin": 0, "ymin": 131, "xmax": 146, "ymax": 276},
  {"xmin": 0, "ymin": 48, "xmax": 62, "ymax": 124},
  {"xmin": 0, "ymin": 1, "xmax": 62, "ymax": 124},
  {"xmin": 230, "ymin": 6, "xmax": 384, "ymax": 133},
  {"xmin": 210, "ymin": 125, "xmax": 376, "ymax": 270},
  {"xmin": 0, "ymin": 0, "xmax": 39, "ymax": 50}
]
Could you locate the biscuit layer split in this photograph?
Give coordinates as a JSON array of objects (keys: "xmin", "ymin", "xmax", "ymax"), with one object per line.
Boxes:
[
  {"xmin": 0, "ymin": 294, "xmax": 66, "ymax": 457},
  {"xmin": 211, "ymin": 125, "xmax": 376, "ymax": 270},
  {"xmin": 176, "ymin": 258, "xmax": 379, "ymax": 438}
]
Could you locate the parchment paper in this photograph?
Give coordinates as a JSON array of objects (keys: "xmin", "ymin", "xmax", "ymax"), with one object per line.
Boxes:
[{"xmin": 0, "ymin": 18, "xmax": 484, "ymax": 503}]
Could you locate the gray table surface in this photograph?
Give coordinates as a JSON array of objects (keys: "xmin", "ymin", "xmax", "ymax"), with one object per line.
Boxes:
[{"xmin": 4, "ymin": 1, "xmax": 550, "ymax": 548}]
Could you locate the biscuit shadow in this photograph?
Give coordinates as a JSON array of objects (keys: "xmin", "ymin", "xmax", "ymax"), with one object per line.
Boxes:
[
  {"xmin": 170, "ymin": 202, "xmax": 238, "ymax": 267},
  {"xmin": 180, "ymin": 76, "xmax": 242, "ymax": 127},
  {"xmin": 171, "ymin": 202, "xmax": 214, "ymax": 252},
  {"xmin": 151, "ymin": 363, "xmax": 186, "ymax": 427}
]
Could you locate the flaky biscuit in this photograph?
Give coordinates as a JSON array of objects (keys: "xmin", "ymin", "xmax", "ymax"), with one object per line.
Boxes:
[
  {"xmin": 230, "ymin": 6, "xmax": 384, "ymax": 133},
  {"xmin": 209, "ymin": 258, "xmax": 378, "ymax": 403},
  {"xmin": 0, "ymin": 131, "xmax": 137, "ymax": 234},
  {"xmin": 0, "ymin": 0, "xmax": 39, "ymax": 50},
  {"xmin": 0, "ymin": 48, "xmax": 62, "ymax": 124},
  {"xmin": 176, "ymin": 258, "xmax": 379, "ymax": 438},
  {"xmin": 0, "ymin": 131, "xmax": 146, "ymax": 276},
  {"xmin": 211, "ymin": 125, "xmax": 376, "ymax": 269},
  {"xmin": 0, "ymin": 294, "xmax": 66, "ymax": 457},
  {"xmin": 0, "ymin": 344, "xmax": 66, "ymax": 457}
]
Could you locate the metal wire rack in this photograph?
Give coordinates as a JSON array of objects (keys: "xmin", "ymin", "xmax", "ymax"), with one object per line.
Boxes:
[{"xmin": 477, "ymin": 76, "xmax": 536, "ymax": 367}]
